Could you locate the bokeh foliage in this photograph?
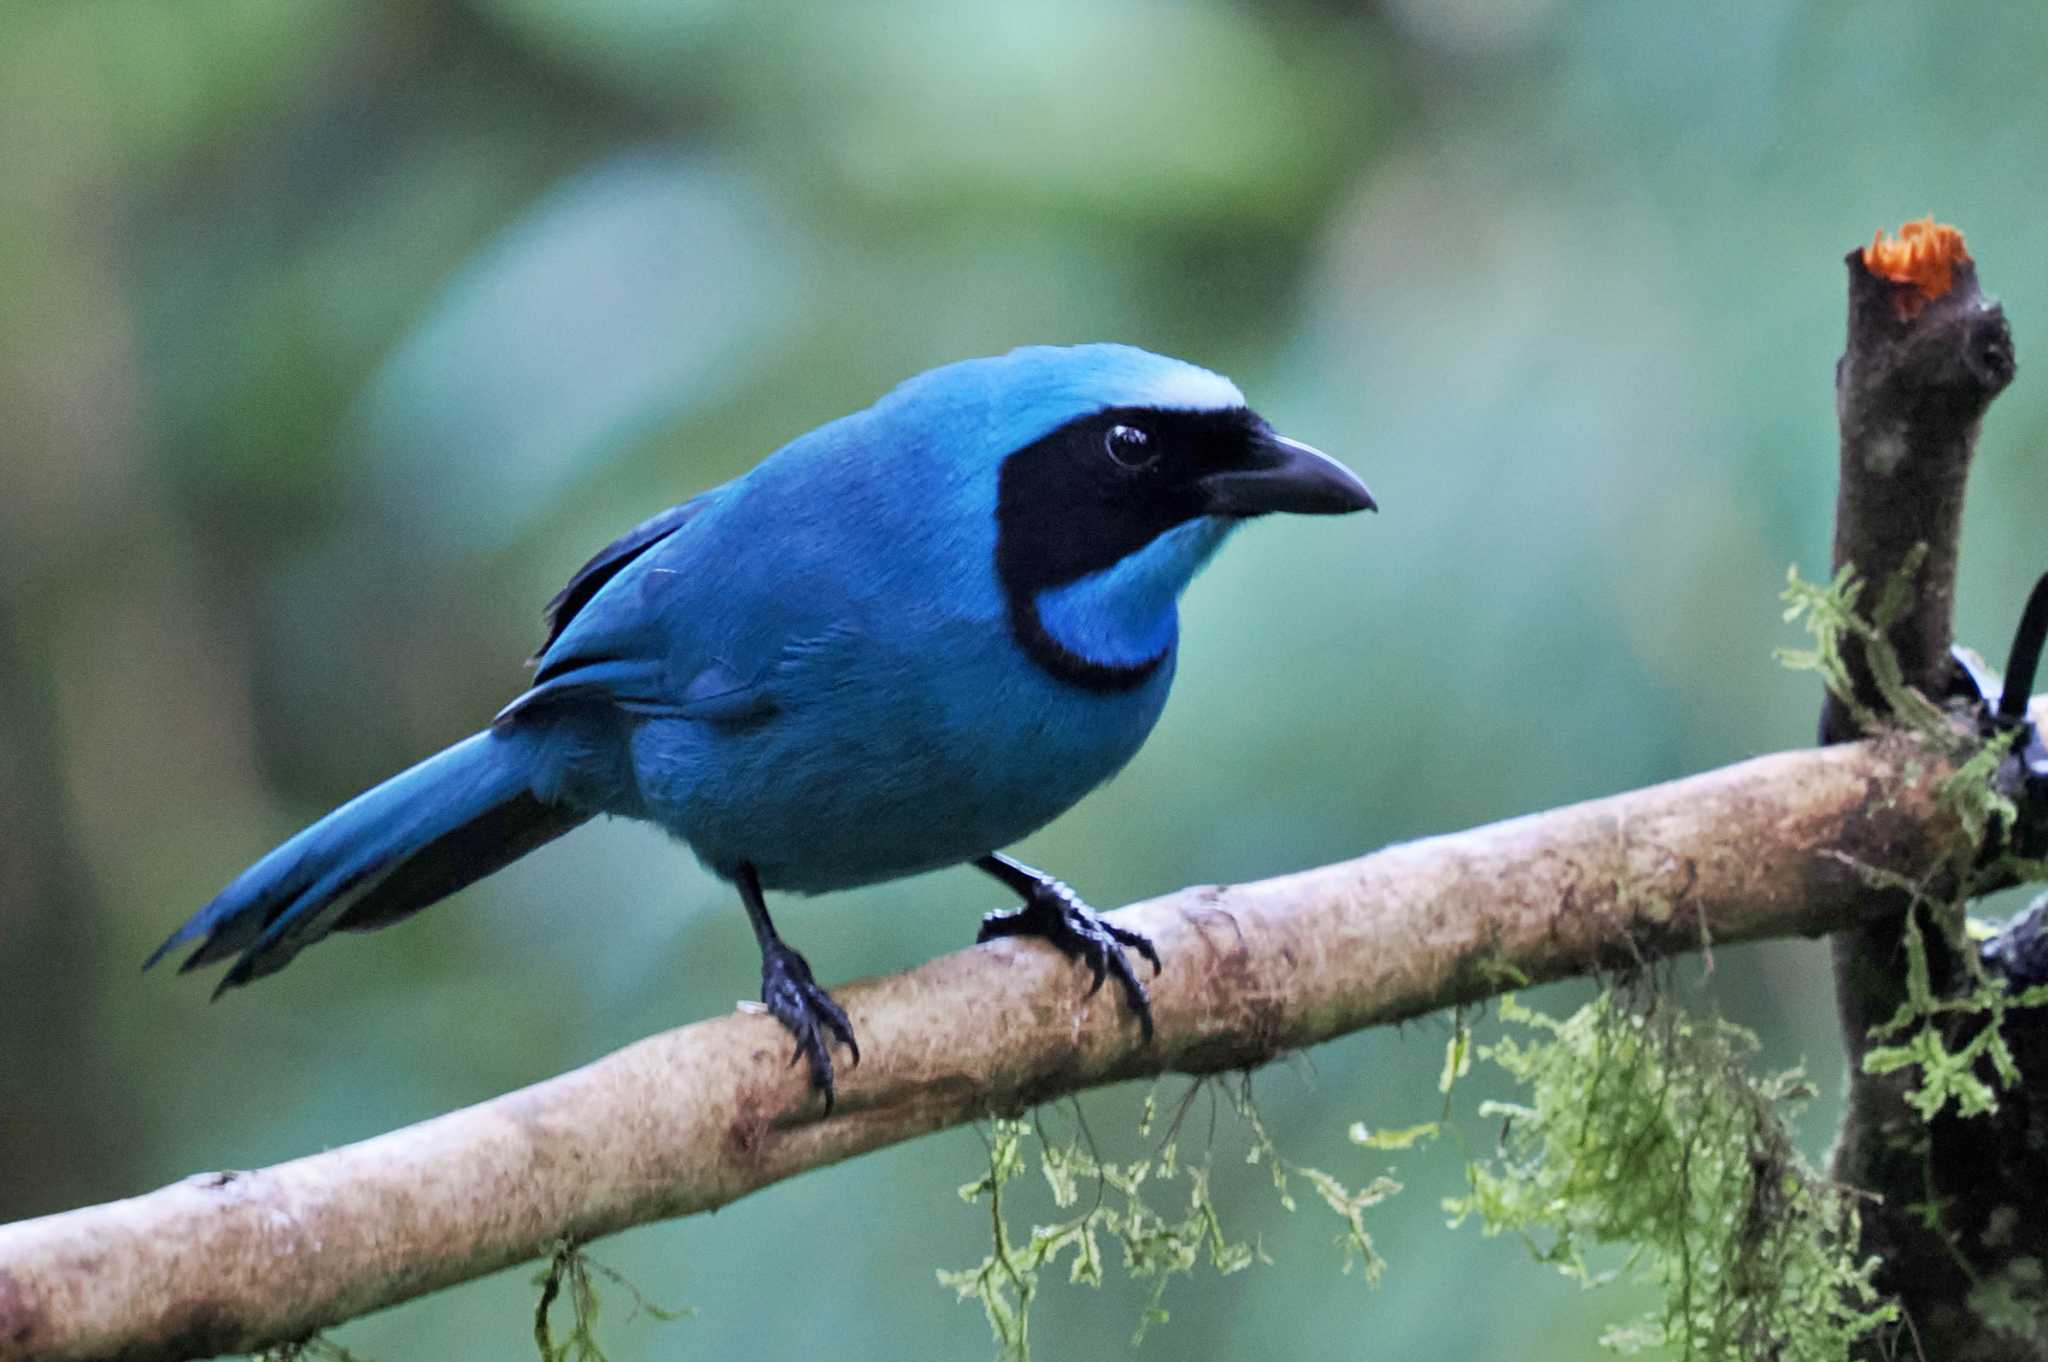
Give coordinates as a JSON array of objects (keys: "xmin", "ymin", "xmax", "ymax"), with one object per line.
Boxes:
[{"xmin": 5, "ymin": 2, "xmax": 2048, "ymax": 1358}]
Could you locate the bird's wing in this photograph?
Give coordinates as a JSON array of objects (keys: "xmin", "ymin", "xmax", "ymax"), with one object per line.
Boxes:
[
  {"xmin": 497, "ymin": 481, "xmax": 833, "ymax": 728},
  {"xmin": 533, "ymin": 493, "xmax": 715, "ymax": 658}
]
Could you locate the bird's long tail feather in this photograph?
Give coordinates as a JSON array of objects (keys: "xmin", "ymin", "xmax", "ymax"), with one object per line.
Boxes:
[{"xmin": 147, "ymin": 731, "xmax": 587, "ymax": 992}]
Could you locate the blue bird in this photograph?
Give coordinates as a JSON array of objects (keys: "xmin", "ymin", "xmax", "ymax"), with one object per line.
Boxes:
[{"xmin": 150, "ymin": 344, "xmax": 1375, "ymax": 1107}]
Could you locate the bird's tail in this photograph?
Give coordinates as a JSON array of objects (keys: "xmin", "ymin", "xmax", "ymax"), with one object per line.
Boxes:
[{"xmin": 148, "ymin": 730, "xmax": 588, "ymax": 992}]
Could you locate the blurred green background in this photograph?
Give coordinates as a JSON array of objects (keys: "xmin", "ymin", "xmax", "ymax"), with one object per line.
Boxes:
[{"xmin": 5, "ymin": 2, "xmax": 2047, "ymax": 1358}]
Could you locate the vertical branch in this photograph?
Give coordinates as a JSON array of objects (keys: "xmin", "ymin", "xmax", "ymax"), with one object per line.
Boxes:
[
  {"xmin": 1820, "ymin": 219, "xmax": 2021, "ymax": 1359},
  {"xmin": 1827, "ymin": 222, "xmax": 2014, "ymax": 738},
  {"xmin": 1824, "ymin": 220, "xmax": 2014, "ymax": 1050}
]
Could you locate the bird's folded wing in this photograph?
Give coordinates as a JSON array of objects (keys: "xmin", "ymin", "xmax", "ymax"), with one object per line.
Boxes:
[
  {"xmin": 498, "ymin": 483, "xmax": 818, "ymax": 729},
  {"xmin": 533, "ymin": 493, "xmax": 717, "ymax": 659},
  {"xmin": 494, "ymin": 657, "xmax": 778, "ymax": 726}
]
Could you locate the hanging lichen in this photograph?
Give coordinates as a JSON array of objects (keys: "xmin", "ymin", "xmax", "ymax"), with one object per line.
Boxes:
[
  {"xmin": 939, "ymin": 1081, "xmax": 1400, "ymax": 1361},
  {"xmin": 1446, "ymin": 993, "xmax": 1895, "ymax": 1359}
]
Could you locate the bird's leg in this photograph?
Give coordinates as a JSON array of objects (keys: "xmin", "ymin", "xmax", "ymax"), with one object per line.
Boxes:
[
  {"xmin": 973, "ymin": 852, "xmax": 1161, "ymax": 1042},
  {"xmin": 737, "ymin": 863, "xmax": 858, "ymax": 1111}
]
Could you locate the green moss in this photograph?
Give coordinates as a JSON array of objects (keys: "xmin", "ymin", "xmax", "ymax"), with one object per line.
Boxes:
[
  {"xmin": 1777, "ymin": 550, "xmax": 1945, "ymax": 737},
  {"xmin": 939, "ymin": 1080, "xmax": 1399, "ymax": 1361},
  {"xmin": 1861, "ymin": 902, "xmax": 2048, "ymax": 1119},
  {"xmin": 1782, "ymin": 558, "xmax": 2048, "ymax": 1117},
  {"xmin": 532, "ymin": 1240, "xmax": 692, "ymax": 1362},
  {"xmin": 1780, "ymin": 552, "xmax": 2023, "ymax": 865},
  {"xmin": 1445, "ymin": 994, "xmax": 1894, "ymax": 1359}
]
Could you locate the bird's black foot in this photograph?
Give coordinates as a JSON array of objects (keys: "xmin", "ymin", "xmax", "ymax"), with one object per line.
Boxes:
[
  {"xmin": 975, "ymin": 865, "xmax": 1161, "ymax": 1042},
  {"xmin": 760, "ymin": 940, "xmax": 859, "ymax": 1111}
]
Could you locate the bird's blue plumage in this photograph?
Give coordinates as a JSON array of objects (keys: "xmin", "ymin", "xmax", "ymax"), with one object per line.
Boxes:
[
  {"xmin": 154, "ymin": 343, "xmax": 1373, "ymax": 1097},
  {"xmin": 499, "ymin": 346, "xmax": 1249, "ymax": 887}
]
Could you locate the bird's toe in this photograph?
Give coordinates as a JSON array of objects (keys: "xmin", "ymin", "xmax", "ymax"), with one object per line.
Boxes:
[
  {"xmin": 759, "ymin": 943, "xmax": 859, "ymax": 1112},
  {"xmin": 813, "ymin": 988, "xmax": 860, "ymax": 1066},
  {"xmin": 1101, "ymin": 946, "xmax": 1156, "ymax": 1043},
  {"xmin": 975, "ymin": 907, "xmax": 1029, "ymax": 944},
  {"xmin": 978, "ymin": 886, "xmax": 1159, "ymax": 1042},
  {"xmin": 1104, "ymin": 919, "xmax": 1163, "ymax": 976}
]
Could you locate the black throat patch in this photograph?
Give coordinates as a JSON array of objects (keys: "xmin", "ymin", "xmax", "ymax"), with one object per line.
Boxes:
[{"xmin": 994, "ymin": 404, "xmax": 1260, "ymax": 693}]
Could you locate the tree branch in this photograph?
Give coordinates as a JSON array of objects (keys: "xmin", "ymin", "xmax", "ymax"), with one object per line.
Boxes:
[
  {"xmin": 0, "ymin": 729, "xmax": 1989, "ymax": 1362},
  {"xmin": 1825, "ymin": 220, "xmax": 2015, "ymax": 1056},
  {"xmin": 1816, "ymin": 221, "xmax": 2046, "ymax": 1360}
]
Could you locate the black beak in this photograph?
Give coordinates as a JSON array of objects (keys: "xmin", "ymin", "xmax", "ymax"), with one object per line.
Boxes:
[{"xmin": 1198, "ymin": 430, "xmax": 1376, "ymax": 518}]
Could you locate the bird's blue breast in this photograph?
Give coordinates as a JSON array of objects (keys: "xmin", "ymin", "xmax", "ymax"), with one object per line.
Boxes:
[{"xmin": 638, "ymin": 618, "xmax": 1177, "ymax": 893}]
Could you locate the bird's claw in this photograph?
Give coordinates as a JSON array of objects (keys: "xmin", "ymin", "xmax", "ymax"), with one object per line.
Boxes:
[
  {"xmin": 760, "ymin": 942, "xmax": 859, "ymax": 1112},
  {"xmin": 978, "ymin": 882, "xmax": 1160, "ymax": 1041}
]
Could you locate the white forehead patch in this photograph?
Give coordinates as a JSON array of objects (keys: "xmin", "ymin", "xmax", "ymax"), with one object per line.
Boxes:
[{"xmin": 1136, "ymin": 363, "xmax": 1246, "ymax": 413}]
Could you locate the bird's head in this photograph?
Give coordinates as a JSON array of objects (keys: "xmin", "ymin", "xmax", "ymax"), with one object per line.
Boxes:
[
  {"xmin": 977, "ymin": 343, "xmax": 1372, "ymax": 579},
  {"xmin": 885, "ymin": 343, "xmax": 1374, "ymax": 689}
]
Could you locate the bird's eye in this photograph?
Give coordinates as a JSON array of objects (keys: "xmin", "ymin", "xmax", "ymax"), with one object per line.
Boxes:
[{"xmin": 1103, "ymin": 423, "xmax": 1158, "ymax": 469}]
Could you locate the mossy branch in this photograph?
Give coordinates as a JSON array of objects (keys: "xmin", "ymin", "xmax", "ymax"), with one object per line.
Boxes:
[
  {"xmin": 0, "ymin": 716, "xmax": 2018, "ymax": 1362},
  {"xmin": 1812, "ymin": 219, "xmax": 2048, "ymax": 1360}
]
